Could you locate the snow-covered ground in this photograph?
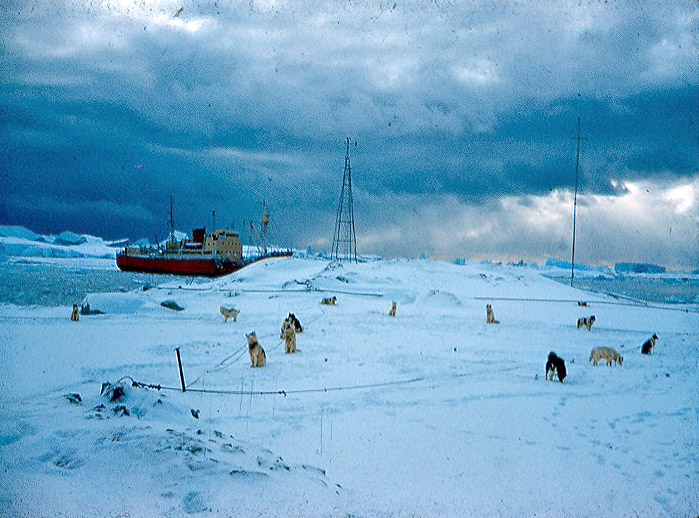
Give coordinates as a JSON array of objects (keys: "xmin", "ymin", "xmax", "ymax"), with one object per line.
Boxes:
[{"xmin": 1, "ymin": 254, "xmax": 698, "ymax": 518}]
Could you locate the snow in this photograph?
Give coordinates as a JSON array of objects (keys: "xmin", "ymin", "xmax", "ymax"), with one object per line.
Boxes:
[{"xmin": 1, "ymin": 254, "xmax": 698, "ymax": 517}]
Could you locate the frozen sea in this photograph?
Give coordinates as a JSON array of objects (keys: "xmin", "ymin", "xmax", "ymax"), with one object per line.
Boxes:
[
  {"xmin": 545, "ymin": 275, "xmax": 699, "ymax": 305},
  {"xmin": 0, "ymin": 258, "xmax": 207, "ymax": 307}
]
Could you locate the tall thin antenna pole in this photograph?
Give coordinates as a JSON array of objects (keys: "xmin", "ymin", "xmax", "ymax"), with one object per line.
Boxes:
[
  {"xmin": 570, "ymin": 117, "xmax": 585, "ymax": 287},
  {"xmin": 331, "ymin": 137, "xmax": 358, "ymax": 262}
]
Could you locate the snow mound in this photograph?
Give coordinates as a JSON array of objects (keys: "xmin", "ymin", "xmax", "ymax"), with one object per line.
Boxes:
[
  {"xmin": 81, "ymin": 292, "xmax": 147, "ymax": 314},
  {"xmin": 4, "ymin": 382, "xmax": 343, "ymax": 517}
]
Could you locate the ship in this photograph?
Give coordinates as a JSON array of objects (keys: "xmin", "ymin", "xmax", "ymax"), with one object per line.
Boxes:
[{"xmin": 116, "ymin": 200, "xmax": 291, "ymax": 277}]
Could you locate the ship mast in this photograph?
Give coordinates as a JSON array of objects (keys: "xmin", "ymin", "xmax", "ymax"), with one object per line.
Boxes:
[
  {"xmin": 169, "ymin": 194, "xmax": 175, "ymax": 246},
  {"xmin": 261, "ymin": 201, "xmax": 270, "ymax": 256},
  {"xmin": 244, "ymin": 201, "xmax": 271, "ymax": 256}
]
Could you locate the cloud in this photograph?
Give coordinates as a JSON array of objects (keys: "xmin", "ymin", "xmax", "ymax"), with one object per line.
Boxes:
[
  {"xmin": 325, "ymin": 176, "xmax": 699, "ymax": 268},
  {"xmin": 0, "ymin": 0, "xmax": 697, "ymax": 267}
]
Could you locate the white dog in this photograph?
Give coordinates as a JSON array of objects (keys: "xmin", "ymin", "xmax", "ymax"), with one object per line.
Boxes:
[{"xmin": 589, "ymin": 346, "xmax": 623, "ymax": 366}]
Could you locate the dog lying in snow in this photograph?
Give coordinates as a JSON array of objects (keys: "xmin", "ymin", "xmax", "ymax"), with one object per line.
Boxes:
[
  {"xmin": 220, "ymin": 305, "xmax": 239, "ymax": 322},
  {"xmin": 486, "ymin": 304, "xmax": 500, "ymax": 324},
  {"xmin": 321, "ymin": 296, "xmax": 337, "ymax": 305},
  {"xmin": 246, "ymin": 332, "xmax": 266, "ymax": 367},
  {"xmin": 389, "ymin": 301, "xmax": 397, "ymax": 317},
  {"xmin": 546, "ymin": 351, "xmax": 567, "ymax": 382},
  {"xmin": 589, "ymin": 346, "xmax": 623, "ymax": 366},
  {"xmin": 577, "ymin": 315, "xmax": 595, "ymax": 331},
  {"xmin": 283, "ymin": 323, "xmax": 297, "ymax": 354},
  {"xmin": 641, "ymin": 333, "xmax": 658, "ymax": 355},
  {"xmin": 280, "ymin": 313, "xmax": 303, "ymax": 338},
  {"xmin": 70, "ymin": 304, "xmax": 80, "ymax": 321}
]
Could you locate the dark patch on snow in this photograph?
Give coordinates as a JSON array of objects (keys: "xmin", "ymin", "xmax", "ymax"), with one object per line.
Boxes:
[
  {"xmin": 161, "ymin": 300, "xmax": 185, "ymax": 311},
  {"xmin": 64, "ymin": 393, "xmax": 82, "ymax": 404}
]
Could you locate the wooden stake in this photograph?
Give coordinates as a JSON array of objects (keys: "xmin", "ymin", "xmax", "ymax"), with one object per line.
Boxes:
[{"xmin": 175, "ymin": 347, "xmax": 186, "ymax": 392}]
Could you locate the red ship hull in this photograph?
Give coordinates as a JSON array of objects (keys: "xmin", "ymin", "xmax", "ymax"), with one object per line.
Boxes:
[
  {"xmin": 116, "ymin": 250, "xmax": 292, "ymax": 277},
  {"xmin": 116, "ymin": 252, "xmax": 241, "ymax": 277}
]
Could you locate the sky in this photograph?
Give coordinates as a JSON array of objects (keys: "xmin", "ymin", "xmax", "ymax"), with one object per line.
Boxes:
[{"xmin": 1, "ymin": 0, "xmax": 697, "ymax": 268}]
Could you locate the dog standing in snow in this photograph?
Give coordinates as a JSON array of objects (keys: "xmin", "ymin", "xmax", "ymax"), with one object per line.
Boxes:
[
  {"xmin": 389, "ymin": 301, "xmax": 397, "ymax": 317},
  {"xmin": 577, "ymin": 315, "xmax": 595, "ymax": 331},
  {"xmin": 220, "ymin": 305, "xmax": 239, "ymax": 322},
  {"xmin": 247, "ymin": 332, "xmax": 266, "ymax": 367},
  {"xmin": 546, "ymin": 351, "xmax": 567, "ymax": 382},
  {"xmin": 321, "ymin": 296, "xmax": 337, "ymax": 305},
  {"xmin": 486, "ymin": 304, "xmax": 500, "ymax": 324},
  {"xmin": 70, "ymin": 304, "xmax": 80, "ymax": 321},
  {"xmin": 589, "ymin": 346, "xmax": 623, "ymax": 366},
  {"xmin": 641, "ymin": 333, "xmax": 658, "ymax": 355}
]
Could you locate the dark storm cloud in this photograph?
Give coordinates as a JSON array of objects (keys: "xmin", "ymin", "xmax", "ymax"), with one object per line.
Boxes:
[{"xmin": 0, "ymin": 0, "xmax": 697, "ymax": 266}]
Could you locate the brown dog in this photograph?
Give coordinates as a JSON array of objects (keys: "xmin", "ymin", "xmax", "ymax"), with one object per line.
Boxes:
[
  {"xmin": 246, "ymin": 332, "xmax": 266, "ymax": 367},
  {"xmin": 389, "ymin": 301, "xmax": 397, "ymax": 317},
  {"xmin": 486, "ymin": 304, "xmax": 500, "ymax": 324},
  {"xmin": 220, "ymin": 305, "xmax": 239, "ymax": 322},
  {"xmin": 283, "ymin": 323, "xmax": 297, "ymax": 353},
  {"xmin": 577, "ymin": 315, "xmax": 595, "ymax": 331},
  {"xmin": 589, "ymin": 346, "xmax": 623, "ymax": 366},
  {"xmin": 70, "ymin": 304, "xmax": 80, "ymax": 321},
  {"xmin": 321, "ymin": 296, "xmax": 337, "ymax": 305}
]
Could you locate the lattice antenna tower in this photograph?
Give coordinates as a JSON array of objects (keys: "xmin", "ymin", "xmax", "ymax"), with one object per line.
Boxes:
[{"xmin": 331, "ymin": 137, "xmax": 358, "ymax": 262}]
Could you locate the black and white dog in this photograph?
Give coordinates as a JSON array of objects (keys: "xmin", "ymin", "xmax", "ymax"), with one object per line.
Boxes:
[
  {"xmin": 641, "ymin": 333, "xmax": 658, "ymax": 355},
  {"xmin": 280, "ymin": 312, "xmax": 304, "ymax": 338},
  {"xmin": 576, "ymin": 315, "xmax": 596, "ymax": 331},
  {"xmin": 546, "ymin": 351, "xmax": 567, "ymax": 383}
]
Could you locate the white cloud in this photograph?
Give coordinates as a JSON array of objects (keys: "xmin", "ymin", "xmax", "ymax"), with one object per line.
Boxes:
[
  {"xmin": 322, "ymin": 177, "xmax": 699, "ymax": 268},
  {"xmin": 452, "ymin": 59, "xmax": 499, "ymax": 86}
]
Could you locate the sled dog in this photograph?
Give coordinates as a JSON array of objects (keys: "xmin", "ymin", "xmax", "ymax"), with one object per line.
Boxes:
[
  {"xmin": 220, "ymin": 305, "xmax": 239, "ymax": 322},
  {"xmin": 589, "ymin": 346, "xmax": 623, "ymax": 366},
  {"xmin": 321, "ymin": 296, "xmax": 337, "ymax": 306},
  {"xmin": 280, "ymin": 313, "xmax": 303, "ymax": 338},
  {"xmin": 577, "ymin": 315, "xmax": 596, "ymax": 331},
  {"xmin": 70, "ymin": 304, "xmax": 80, "ymax": 321},
  {"xmin": 246, "ymin": 332, "xmax": 266, "ymax": 367},
  {"xmin": 546, "ymin": 351, "xmax": 567, "ymax": 382},
  {"xmin": 641, "ymin": 333, "xmax": 658, "ymax": 355},
  {"xmin": 283, "ymin": 324, "xmax": 297, "ymax": 354},
  {"xmin": 389, "ymin": 301, "xmax": 397, "ymax": 317},
  {"xmin": 486, "ymin": 304, "xmax": 500, "ymax": 324}
]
